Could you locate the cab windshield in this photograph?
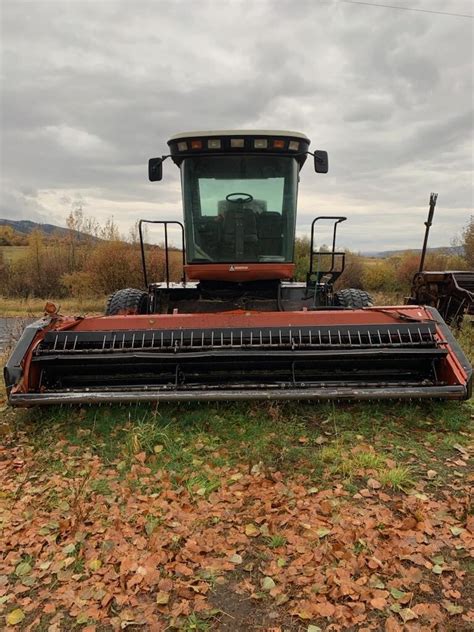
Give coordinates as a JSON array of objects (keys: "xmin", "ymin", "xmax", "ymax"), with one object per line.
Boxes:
[{"xmin": 181, "ymin": 155, "xmax": 298, "ymax": 263}]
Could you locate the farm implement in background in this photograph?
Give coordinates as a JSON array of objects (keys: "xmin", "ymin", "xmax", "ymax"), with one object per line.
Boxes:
[{"xmin": 408, "ymin": 193, "xmax": 474, "ymax": 326}]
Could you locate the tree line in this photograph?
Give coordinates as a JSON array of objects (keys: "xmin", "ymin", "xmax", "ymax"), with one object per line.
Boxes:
[{"xmin": 0, "ymin": 210, "xmax": 472, "ymax": 299}]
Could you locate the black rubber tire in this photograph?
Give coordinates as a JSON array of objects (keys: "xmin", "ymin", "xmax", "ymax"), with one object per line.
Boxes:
[
  {"xmin": 105, "ymin": 288, "xmax": 149, "ymax": 316},
  {"xmin": 334, "ymin": 288, "xmax": 373, "ymax": 309}
]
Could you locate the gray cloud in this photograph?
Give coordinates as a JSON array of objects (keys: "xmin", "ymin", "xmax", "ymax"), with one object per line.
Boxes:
[{"xmin": 0, "ymin": 0, "xmax": 472, "ymax": 251}]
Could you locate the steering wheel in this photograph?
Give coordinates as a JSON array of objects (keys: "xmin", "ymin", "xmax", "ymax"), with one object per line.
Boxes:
[{"xmin": 226, "ymin": 192, "xmax": 254, "ymax": 204}]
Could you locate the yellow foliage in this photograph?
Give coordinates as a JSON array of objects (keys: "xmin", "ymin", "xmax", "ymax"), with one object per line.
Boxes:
[
  {"xmin": 0, "ymin": 213, "xmax": 470, "ymax": 300},
  {"xmin": 362, "ymin": 260, "xmax": 398, "ymax": 292},
  {"xmin": 462, "ymin": 215, "xmax": 474, "ymax": 267}
]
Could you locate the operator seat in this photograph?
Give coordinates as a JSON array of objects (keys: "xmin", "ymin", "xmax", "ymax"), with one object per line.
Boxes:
[
  {"xmin": 257, "ymin": 212, "xmax": 283, "ymax": 256},
  {"xmin": 220, "ymin": 205, "xmax": 258, "ymax": 260}
]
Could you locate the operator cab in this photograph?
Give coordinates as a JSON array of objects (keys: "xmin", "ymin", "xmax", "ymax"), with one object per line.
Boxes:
[
  {"xmin": 181, "ymin": 154, "xmax": 298, "ymax": 264},
  {"xmin": 149, "ymin": 130, "xmax": 327, "ymax": 282}
]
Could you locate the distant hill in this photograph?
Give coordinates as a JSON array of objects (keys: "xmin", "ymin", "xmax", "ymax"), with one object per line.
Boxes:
[
  {"xmin": 0, "ymin": 219, "xmax": 97, "ymax": 241},
  {"xmin": 363, "ymin": 246, "xmax": 463, "ymax": 258}
]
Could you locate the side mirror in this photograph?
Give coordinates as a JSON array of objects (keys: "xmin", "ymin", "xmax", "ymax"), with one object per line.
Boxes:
[
  {"xmin": 148, "ymin": 157, "xmax": 163, "ymax": 181},
  {"xmin": 314, "ymin": 150, "xmax": 329, "ymax": 174}
]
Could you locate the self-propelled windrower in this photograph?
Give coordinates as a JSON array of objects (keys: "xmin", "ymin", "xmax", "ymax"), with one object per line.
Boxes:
[{"xmin": 4, "ymin": 130, "xmax": 472, "ymax": 405}]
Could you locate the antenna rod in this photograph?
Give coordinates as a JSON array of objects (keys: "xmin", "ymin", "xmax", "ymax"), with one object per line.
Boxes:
[{"xmin": 418, "ymin": 192, "xmax": 438, "ymax": 273}]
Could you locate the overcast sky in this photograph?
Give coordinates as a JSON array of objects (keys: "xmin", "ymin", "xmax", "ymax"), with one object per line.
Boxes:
[{"xmin": 1, "ymin": 0, "xmax": 473, "ymax": 252}]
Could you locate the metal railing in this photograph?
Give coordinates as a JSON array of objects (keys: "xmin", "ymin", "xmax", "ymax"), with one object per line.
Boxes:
[{"xmin": 138, "ymin": 220, "xmax": 185, "ymax": 288}]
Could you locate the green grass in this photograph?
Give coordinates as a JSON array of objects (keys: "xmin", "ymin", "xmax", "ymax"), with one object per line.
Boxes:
[
  {"xmin": 266, "ymin": 534, "xmax": 287, "ymax": 548},
  {"xmin": 8, "ymin": 394, "xmax": 471, "ymax": 498},
  {"xmin": 181, "ymin": 613, "xmax": 213, "ymax": 631},
  {"xmin": 185, "ymin": 473, "xmax": 221, "ymax": 498},
  {"xmin": 379, "ymin": 466, "xmax": 413, "ymax": 491},
  {"xmin": 457, "ymin": 320, "xmax": 474, "ymax": 360}
]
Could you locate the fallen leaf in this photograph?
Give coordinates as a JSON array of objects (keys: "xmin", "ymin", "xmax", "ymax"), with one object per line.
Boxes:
[
  {"xmin": 399, "ymin": 608, "xmax": 418, "ymax": 622},
  {"xmin": 442, "ymin": 600, "xmax": 464, "ymax": 615},
  {"xmin": 155, "ymin": 592, "xmax": 170, "ymax": 605},
  {"xmin": 245, "ymin": 523, "xmax": 260, "ymax": 537},
  {"xmin": 89, "ymin": 559, "xmax": 102, "ymax": 571},
  {"xmin": 295, "ymin": 609, "xmax": 313, "ymax": 620},
  {"xmin": 390, "ymin": 588, "xmax": 406, "ymax": 600},
  {"xmin": 319, "ymin": 500, "xmax": 332, "ymax": 515},
  {"xmin": 385, "ymin": 616, "xmax": 402, "ymax": 632},
  {"xmin": 369, "ymin": 575, "xmax": 385, "ymax": 589},
  {"xmin": 450, "ymin": 526, "xmax": 463, "ymax": 536},
  {"xmin": 316, "ymin": 528, "xmax": 331, "ymax": 538},
  {"xmin": 174, "ymin": 562, "xmax": 193, "ymax": 576},
  {"xmin": 6, "ymin": 609, "xmax": 25, "ymax": 625},
  {"xmin": 262, "ymin": 576, "xmax": 276, "ymax": 591},
  {"xmin": 314, "ymin": 602, "xmax": 335, "ymax": 618},
  {"xmin": 15, "ymin": 562, "xmax": 32, "ymax": 577},
  {"xmin": 427, "ymin": 470, "xmax": 437, "ymax": 479},
  {"xmin": 307, "ymin": 626, "xmax": 322, "ymax": 632},
  {"xmin": 230, "ymin": 554, "xmax": 243, "ymax": 564},
  {"xmin": 371, "ymin": 597, "xmax": 387, "ymax": 610},
  {"xmin": 432, "ymin": 564, "xmax": 443, "ymax": 575},
  {"xmin": 452, "ymin": 443, "xmax": 468, "ymax": 457},
  {"xmin": 368, "ymin": 478, "xmax": 382, "ymax": 489},
  {"xmin": 400, "ymin": 517, "xmax": 417, "ymax": 530}
]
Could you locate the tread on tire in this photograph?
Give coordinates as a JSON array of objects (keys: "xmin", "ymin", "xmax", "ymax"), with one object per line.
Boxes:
[
  {"xmin": 105, "ymin": 288, "xmax": 148, "ymax": 316},
  {"xmin": 334, "ymin": 288, "xmax": 373, "ymax": 309}
]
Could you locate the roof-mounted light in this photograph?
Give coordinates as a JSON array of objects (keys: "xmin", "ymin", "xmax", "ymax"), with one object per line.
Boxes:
[
  {"xmin": 191, "ymin": 140, "xmax": 202, "ymax": 150},
  {"xmin": 254, "ymin": 139, "xmax": 268, "ymax": 149},
  {"xmin": 288, "ymin": 141, "xmax": 299, "ymax": 151},
  {"xmin": 207, "ymin": 139, "xmax": 221, "ymax": 149},
  {"xmin": 273, "ymin": 140, "xmax": 285, "ymax": 149},
  {"xmin": 230, "ymin": 138, "xmax": 245, "ymax": 148},
  {"xmin": 177, "ymin": 141, "xmax": 188, "ymax": 151}
]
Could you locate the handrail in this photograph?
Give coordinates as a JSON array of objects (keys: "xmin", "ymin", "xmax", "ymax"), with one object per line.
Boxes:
[
  {"xmin": 309, "ymin": 216, "xmax": 347, "ymax": 276},
  {"xmin": 138, "ymin": 220, "xmax": 186, "ymax": 288}
]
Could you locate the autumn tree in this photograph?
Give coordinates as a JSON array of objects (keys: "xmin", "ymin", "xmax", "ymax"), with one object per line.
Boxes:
[
  {"xmin": 65, "ymin": 207, "xmax": 85, "ymax": 272},
  {"xmin": 336, "ymin": 251, "xmax": 366, "ymax": 289},
  {"xmin": 462, "ymin": 215, "xmax": 474, "ymax": 267},
  {"xmin": 0, "ymin": 225, "xmax": 17, "ymax": 245}
]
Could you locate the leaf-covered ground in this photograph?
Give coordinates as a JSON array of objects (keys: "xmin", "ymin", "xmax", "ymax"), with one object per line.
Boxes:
[
  {"xmin": 0, "ymin": 326, "xmax": 473, "ymax": 631},
  {"xmin": 1, "ymin": 398, "xmax": 472, "ymax": 632}
]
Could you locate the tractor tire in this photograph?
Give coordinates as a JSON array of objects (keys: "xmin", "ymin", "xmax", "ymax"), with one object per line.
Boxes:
[
  {"xmin": 334, "ymin": 288, "xmax": 373, "ymax": 309},
  {"xmin": 105, "ymin": 288, "xmax": 149, "ymax": 316}
]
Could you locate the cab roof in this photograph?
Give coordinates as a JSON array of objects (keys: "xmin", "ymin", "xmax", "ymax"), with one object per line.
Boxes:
[
  {"xmin": 166, "ymin": 130, "xmax": 311, "ymax": 167},
  {"xmin": 168, "ymin": 130, "xmax": 310, "ymax": 142}
]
